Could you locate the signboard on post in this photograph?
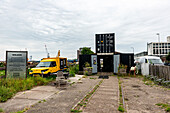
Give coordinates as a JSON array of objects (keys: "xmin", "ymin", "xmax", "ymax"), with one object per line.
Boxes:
[{"xmin": 6, "ymin": 51, "xmax": 27, "ymax": 78}]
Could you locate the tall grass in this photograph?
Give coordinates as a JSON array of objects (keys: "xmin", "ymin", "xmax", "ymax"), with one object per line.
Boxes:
[
  {"xmin": 0, "ymin": 76, "xmax": 53, "ymax": 102},
  {"xmin": 69, "ymin": 64, "xmax": 79, "ymax": 77}
]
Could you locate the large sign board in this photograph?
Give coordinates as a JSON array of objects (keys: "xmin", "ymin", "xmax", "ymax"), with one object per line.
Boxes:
[
  {"xmin": 6, "ymin": 51, "xmax": 27, "ymax": 78},
  {"xmin": 95, "ymin": 33, "xmax": 115, "ymax": 53}
]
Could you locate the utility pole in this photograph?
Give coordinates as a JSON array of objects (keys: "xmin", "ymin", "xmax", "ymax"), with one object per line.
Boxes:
[
  {"xmin": 131, "ymin": 47, "xmax": 134, "ymax": 54},
  {"xmin": 156, "ymin": 33, "xmax": 160, "ymax": 57}
]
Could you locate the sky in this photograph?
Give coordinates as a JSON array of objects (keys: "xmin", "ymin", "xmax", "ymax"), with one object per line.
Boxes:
[{"xmin": 0, "ymin": 0, "xmax": 170, "ymax": 61}]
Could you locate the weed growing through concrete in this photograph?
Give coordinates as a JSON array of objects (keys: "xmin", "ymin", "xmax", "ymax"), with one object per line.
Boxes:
[
  {"xmin": 82, "ymin": 75, "xmax": 87, "ymax": 78},
  {"xmin": 0, "ymin": 108, "xmax": 4, "ymax": 112},
  {"xmin": 118, "ymin": 77, "xmax": 125, "ymax": 112},
  {"xmin": 89, "ymin": 77, "xmax": 96, "ymax": 80},
  {"xmin": 71, "ymin": 80, "xmax": 103, "ymax": 112},
  {"xmin": 118, "ymin": 106, "xmax": 125, "ymax": 112},
  {"xmin": 16, "ymin": 107, "xmax": 29, "ymax": 113},
  {"xmin": 70, "ymin": 109, "xmax": 82, "ymax": 112},
  {"xmin": 156, "ymin": 103, "xmax": 170, "ymax": 112}
]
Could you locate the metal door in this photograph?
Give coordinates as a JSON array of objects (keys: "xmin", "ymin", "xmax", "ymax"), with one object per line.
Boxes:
[
  {"xmin": 114, "ymin": 55, "xmax": 120, "ymax": 73},
  {"xmin": 91, "ymin": 55, "xmax": 97, "ymax": 73}
]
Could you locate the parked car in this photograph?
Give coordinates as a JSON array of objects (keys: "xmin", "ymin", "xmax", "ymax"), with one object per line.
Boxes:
[{"xmin": 164, "ymin": 63, "xmax": 170, "ymax": 66}]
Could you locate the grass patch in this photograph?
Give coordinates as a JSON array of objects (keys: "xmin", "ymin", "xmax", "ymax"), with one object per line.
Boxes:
[
  {"xmin": 82, "ymin": 75, "xmax": 87, "ymax": 78},
  {"xmin": 0, "ymin": 76, "xmax": 54, "ymax": 102},
  {"xmin": 118, "ymin": 106, "xmax": 125, "ymax": 112},
  {"xmin": 16, "ymin": 107, "xmax": 29, "ymax": 113},
  {"xmin": 156, "ymin": 103, "xmax": 170, "ymax": 112},
  {"xmin": 118, "ymin": 77, "xmax": 125, "ymax": 112},
  {"xmin": 0, "ymin": 108, "xmax": 4, "ymax": 112},
  {"xmin": 89, "ymin": 77, "xmax": 96, "ymax": 80},
  {"xmin": 70, "ymin": 109, "xmax": 82, "ymax": 112},
  {"xmin": 0, "ymin": 70, "xmax": 5, "ymax": 77}
]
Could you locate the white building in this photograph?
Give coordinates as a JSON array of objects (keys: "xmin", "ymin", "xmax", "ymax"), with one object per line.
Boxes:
[{"xmin": 147, "ymin": 36, "xmax": 170, "ymax": 56}]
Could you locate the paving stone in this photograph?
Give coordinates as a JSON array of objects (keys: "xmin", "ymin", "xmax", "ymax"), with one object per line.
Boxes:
[{"xmin": 83, "ymin": 76, "xmax": 119, "ymax": 113}]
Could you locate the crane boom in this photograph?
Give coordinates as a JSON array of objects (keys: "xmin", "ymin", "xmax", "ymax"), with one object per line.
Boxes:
[{"xmin": 45, "ymin": 44, "xmax": 50, "ymax": 58}]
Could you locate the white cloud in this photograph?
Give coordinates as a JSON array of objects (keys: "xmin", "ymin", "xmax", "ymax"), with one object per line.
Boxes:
[{"xmin": 0, "ymin": 0, "xmax": 170, "ymax": 60}]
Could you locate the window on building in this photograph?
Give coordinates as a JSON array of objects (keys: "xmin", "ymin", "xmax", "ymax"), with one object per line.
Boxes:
[
  {"xmin": 162, "ymin": 43, "xmax": 164, "ymax": 48},
  {"xmin": 98, "ymin": 48, "xmax": 100, "ymax": 52},
  {"xmin": 162, "ymin": 49, "xmax": 164, "ymax": 54},
  {"xmin": 153, "ymin": 43, "xmax": 155, "ymax": 48},
  {"xmin": 160, "ymin": 49, "xmax": 161, "ymax": 54},
  {"xmin": 168, "ymin": 49, "xmax": 170, "ymax": 53},
  {"xmin": 156, "ymin": 43, "xmax": 158, "ymax": 48},
  {"xmin": 153, "ymin": 49, "xmax": 155, "ymax": 54},
  {"xmin": 168, "ymin": 43, "xmax": 170, "ymax": 48},
  {"xmin": 159, "ymin": 43, "xmax": 161, "ymax": 48},
  {"xmin": 165, "ymin": 49, "xmax": 167, "ymax": 54},
  {"xmin": 156, "ymin": 49, "xmax": 158, "ymax": 54},
  {"xmin": 165, "ymin": 43, "xmax": 167, "ymax": 48}
]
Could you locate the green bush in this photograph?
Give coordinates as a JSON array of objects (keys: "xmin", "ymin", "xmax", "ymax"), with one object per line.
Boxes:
[
  {"xmin": 0, "ymin": 70, "xmax": 5, "ymax": 77},
  {"xmin": 69, "ymin": 65, "xmax": 79, "ymax": 74},
  {"xmin": 69, "ymin": 70, "xmax": 75, "ymax": 77},
  {"xmin": 0, "ymin": 62, "xmax": 4, "ymax": 67},
  {"xmin": 84, "ymin": 71, "xmax": 89, "ymax": 76}
]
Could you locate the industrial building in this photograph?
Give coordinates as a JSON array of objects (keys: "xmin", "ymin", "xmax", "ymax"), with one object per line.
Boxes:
[
  {"xmin": 147, "ymin": 36, "xmax": 170, "ymax": 57},
  {"xmin": 134, "ymin": 51, "xmax": 148, "ymax": 58}
]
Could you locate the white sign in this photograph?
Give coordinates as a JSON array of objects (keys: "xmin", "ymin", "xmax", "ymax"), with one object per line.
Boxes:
[{"xmin": 6, "ymin": 51, "xmax": 27, "ymax": 78}]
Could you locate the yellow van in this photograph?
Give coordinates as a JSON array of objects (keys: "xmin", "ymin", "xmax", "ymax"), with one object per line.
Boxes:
[{"xmin": 29, "ymin": 57, "xmax": 68, "ymax": 77}]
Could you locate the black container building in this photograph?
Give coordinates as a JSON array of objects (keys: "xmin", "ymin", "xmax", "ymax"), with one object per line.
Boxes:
[{"xmin": 79, "ymin": 33, "xmax": 134, "ymax": 74}]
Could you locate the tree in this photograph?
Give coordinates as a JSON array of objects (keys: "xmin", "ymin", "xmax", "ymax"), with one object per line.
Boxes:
[
  {"xmin": 166, "ymin": 52, "xmax": 170, "ymax": 62},
  {"xmin": 81, "ymin": 47, "xmax": 94, "ymax": 55}
]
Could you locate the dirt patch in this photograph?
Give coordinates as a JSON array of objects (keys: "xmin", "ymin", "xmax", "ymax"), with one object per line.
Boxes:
[{"xmin": 121, "ymin": 77, "xmax": 170, "ymax": 113}]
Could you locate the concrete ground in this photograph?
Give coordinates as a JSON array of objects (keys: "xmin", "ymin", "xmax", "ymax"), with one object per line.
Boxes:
[
  {"xmin": 1, "ymin": 75, "xmax": 169, "ymax": 113},
  {"xmin": 121, "ymin": 77, "xmax": 170, "ymax": 113},
  {"xmin": 83, "ymin": 76, "xmax": 119, "ymax": 113},
  {"xmin": 26, "ymin": 76, "xmax": 100, "ymax": 113},
  {"xmin": 0, "ymin": 75, "xmax": 84, "ymax": 113}
]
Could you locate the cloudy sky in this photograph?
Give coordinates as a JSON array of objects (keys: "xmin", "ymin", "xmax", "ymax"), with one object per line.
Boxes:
[{"xmin": 0, "ymin": 0, "xmax": 170, "ymax": 60}]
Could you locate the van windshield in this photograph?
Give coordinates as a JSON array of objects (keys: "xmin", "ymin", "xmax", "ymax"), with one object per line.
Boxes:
[
  {"xmin": 148, "ymin": 59, "xmax": 163, "ymax": 64},
  {"xmin": 36, "ymin": 62, "xmax": 51, "ymax": 67}
]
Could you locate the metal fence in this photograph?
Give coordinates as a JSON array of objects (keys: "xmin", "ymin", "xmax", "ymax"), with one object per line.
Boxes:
[{"xmin": 149, "ymin": 65, "xmax": 170, "ymax": 81}]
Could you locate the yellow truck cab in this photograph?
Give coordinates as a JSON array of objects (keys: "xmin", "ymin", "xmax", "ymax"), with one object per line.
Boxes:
[{"xmin": 29, "ymin": 57, "xmax": 68, "ymax": 77}]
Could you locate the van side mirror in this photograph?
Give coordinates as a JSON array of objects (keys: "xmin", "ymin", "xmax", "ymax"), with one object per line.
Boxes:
[{"xmin": 145, "ymin": 59, "xmax": 147, "ymax": 63}]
